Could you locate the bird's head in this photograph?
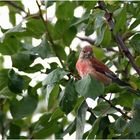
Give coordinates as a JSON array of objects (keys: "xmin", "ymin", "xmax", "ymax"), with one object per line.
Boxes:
[{"xmin": 79, "ymin": 46, "xmax": 93, "ymax": 59}]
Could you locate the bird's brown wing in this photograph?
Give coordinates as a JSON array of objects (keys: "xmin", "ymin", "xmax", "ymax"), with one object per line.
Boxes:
[
  {"xmin": 90, "ymin": 57, "xmax": 114, "ymax": 75},
  {"xmin": 90, "ymin": 57, "xmax": 130, "ymax": 86}
]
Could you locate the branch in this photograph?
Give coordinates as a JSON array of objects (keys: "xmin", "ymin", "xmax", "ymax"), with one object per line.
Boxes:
[
  {"xmin": 77, "ymin": 36, "xmax": 119, "ymax": 54},
  {"xmin": 87, "ymin": 107, "xmax": 96, "ymax": 117},
  {"xmin": 100, "ymin": 96, "xmax": 131, "ymax": 120},
  {"xmin": 97, "ymin": 1, "xmax": 140, "ymax": 76},
  {"xmin": 36, "ymin": 0, "xmax": 64, "ymax": 67},
  {"xmin": 76, "ymin": 36, "xmax": 95, "ymax": 45},
  {"xmin": 4, "ymin": 0, "xmax": 27, "ymax": 15}
]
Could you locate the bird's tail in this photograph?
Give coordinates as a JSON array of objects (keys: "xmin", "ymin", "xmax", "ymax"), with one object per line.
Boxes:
[
  {"xmin": 112, "ymin": 77, "xmax": 140, "ymax": 97},
  {"xmin": 112, "ymin": 77, "xmax": 130, "ymax": 87},
  {"xmin": 105, "ymin": 72, "xmax": 140, "ymax": 96}
]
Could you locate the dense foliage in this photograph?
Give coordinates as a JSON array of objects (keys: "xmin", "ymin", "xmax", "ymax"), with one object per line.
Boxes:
[{"xmin": 0, "ymin": 0, "xmax": 140, "ymax": 139}]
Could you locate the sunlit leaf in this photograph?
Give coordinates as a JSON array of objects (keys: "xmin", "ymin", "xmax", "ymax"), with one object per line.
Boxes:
[
  {"xmin": 114, "ymin": 7, "xmax": 126, "ymax": 33},
  {"xmin": 43, "ymin": 68, "xmax": 69, "ymax": 85},
  {"xmin": 56, "ymin": 2, "xmax": 76, "ymax": 20},
  {"xmin": 31, "ymin": 36, "xmax": 55, "ymax": 59},
  {"xmin": 76, "ymin": 100, "xmax": 88, "ymax": 139},
  {"xmin": 75, "ymin": 75, "xmax": 104, "ymax": 100}
]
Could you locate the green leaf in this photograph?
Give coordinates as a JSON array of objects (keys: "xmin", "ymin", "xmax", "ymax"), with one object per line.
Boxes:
[
  {"xmin": 0, "ymin": 23, "xmax": 25, "ymax": 42},
  {"xmin": 56, "ymin": 2, "xmax": 76, "ymax": 20},
  {"xmin": 9, "ymin": 7, "xmax": 16, "ymax": 26},
  {"xmin": 32, "ymin": 113, "xmax": 60, "ymax": 138},
  {"xmin": 0, "ymin": 69, "xmax": 16, "ymax": 99},
  {"xmin": 94, "ymin": 47, "xmax": 105, "ymax": 60},
  {"xmin": 130, "ymin": 18, "xmax": 140, "ymax": 30},
  {"xmin": 85, "ymin": 21, "xmax": 94, "ymax": 36},
  {"xmin": 53, "ymin": 19, "xmax": 69, "ymax": 39},
  {"xmin": 129, "ymin": 33, "xmax": 140, "ymax": 52},
  {"xmin": 71, "ymin": 13, "xmax": 90, "ymax": 27},
  {"xmin": 128, "ymin": 99, "xmax": 140, "ymax": 136},
  {"xmin": 0, "ymin": 86, "xmax": 15, "ymax": 99},
  {"xmin": 93, "ymin": 102, "xmax": 115, "ymax": 116},
  {"xmin": 60, "ymin": 80, "xmax": 78, "ymax": 114},
  {"xmin": 101, "ymin": 25, "xmax": 111, "ymax": 46},
  {"xmin": 61, "ymin": 119, "xmax": 76, "ymax": 137},
  {"xmin": 26, "ymin": 18, "xmax": 46, "ymax": 38},
  {"xmin": 0, "ymin": 110, "xmax": 5, "ymax": 127},
  {"xmin": 63, "ymin": 26, "xmax": 77, "ymax": 46},
  {"xmin": 94, "ymin": 10, "xmax": 105, "ymax": 30},
  {"xmin": 95, "ymin": 24, "xmax": 106, "ymax": 46},
  {"xmin": 25, "ymin": 64, "xmax": 44, "ymax": 73},
  {"xmin": 8, "ymin": 69, "xmax": 24, "ymax": 93},
  {"xmin": 43, "ymin": 68, "xmax": 69, "ymax": 85},
  {"xmin": 10, "ymin": 94, "xmax": 38, "ymax": 119},
  {"xmin": 46, "ymin": 1, "xmax": 54, "ymax": 7},
  {"xmin": 130, "ymin": 75, "xmax": 140, "ymax": 89},
  {"xmin": 47, "ymin": 84, "xmax": 59, "ymax": 111},
  {"xmin": 82, "ymin": 1, "xmax": 97, "ymax": 9},
  {"xmin": 87, "ymin": 117, "xmax": 102, "ymax": 139},
  {"xmin": 0, "ymin": 69, "xmax": 9, "ymax": 89},
  {"xmin": 49, "ymin": 108, "xmax": 64, "ymax": 121},
  {"xmin": 31, "ymin": 36, "xmax": 54, "ymax": 59},
  {"xmin": 76, "ymin": 100, "xmax": 88, "ymax": 139},
  {"xmin": 11, "ymin": 52, "xmax": 35, "ymax": 71},
  {"xmin": 114, "ymin": 7, "xmax": 126, "ymax": 33},
  {"xmin": 54, "ymin": 45, "xmax": 67, "ymax": 61},
  {"xmin": 114, "ymin": 117, "xmax": 127, "ymax": 133},
  {"xmin": 66, "ymin": 50, "xmax": 77, "ymax": 72},
  {"xmin": 135, "ymin": 56, "xmax": 140, "ymax": 67},
  {"xmin": 9, "ymin": 122, "xmax": 21, "ymax": 139},
  {"xmin": 22, "ymin": 75, "xmax": 31, "ymax": 90},
  {"xmin": 93, "ymin": 10, "xmax": 105, "ymax": 45},
  {"xmin": 0, "ymin": 36, "xmax": 22, "ymax": 55},
  {"xmin": 105, "ymin": 83, "xmax": 121, "ymax": 93},
  {"xmin": 96, "ymin": 116, "xmax": 110, "ymax": 139},
  {"xmin": 75, "ymin": 75, "xmax": 104, "ymax": 100},
  {"xmin": 0, "ymin": 56, "xmax": 4, "ymax": 69},
  {"xmin": 114, "ymin": 92, "xmax": 135, "ymax": 108}
]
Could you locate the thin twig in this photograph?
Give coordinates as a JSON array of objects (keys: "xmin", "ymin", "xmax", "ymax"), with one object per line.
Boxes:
[
  {"xmin": 87, "ymin": 107, "xmax": 96, "ymax": 117},
  {"xmin": 97, "ymin": 1, "xmax": 140, "ymax": 76},
  {"xmin": 36, "ymin": 0, "xmax": 54, "ymax": 45},
  {"xmin": 36, "ymin": 0, "xmax": 64, "ymax": 67},
  {"xmin": 4, "ymin": 0, "xmax": 27, "ymax": 15},
  {"xmin": 115, "ymin": 35, "xmax": 140, "ymax": 75},
  {"xmin": 76, "ymin": 36, "xmax": 95, "ymax": 45},
  {"xmin": 100, "ymin": 96, "xmax": 131, "ymax": 120},
  {"xmin": 77, "ymin": 36, "xmax": 119, "ymax": 54},
  {"xmin": 106, "ymin": 48, "xmax": 119, "ymax": 53},
  {"xmin": 109, "ymin": 93, "xmax": 112, "ymax": 101},
  {"xmin": 122, "ymin": 61, "xmax": 130, "ymax": 79}
]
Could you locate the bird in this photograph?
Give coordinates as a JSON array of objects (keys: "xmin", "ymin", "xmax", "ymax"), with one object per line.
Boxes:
[{"xmin": 76, "ymin": 45, "xmax": 130, "ymax": 86}]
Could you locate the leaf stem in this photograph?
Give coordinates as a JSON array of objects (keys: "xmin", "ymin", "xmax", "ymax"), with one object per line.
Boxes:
[{"xmin": 36, "ymin": 0, "xmax": 64, "ymax": 67}]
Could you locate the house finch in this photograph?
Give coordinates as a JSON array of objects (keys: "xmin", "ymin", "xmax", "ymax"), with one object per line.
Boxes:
[{"xmin": 76, "ymin": 45, "xmax": 130, "ymax": 86}]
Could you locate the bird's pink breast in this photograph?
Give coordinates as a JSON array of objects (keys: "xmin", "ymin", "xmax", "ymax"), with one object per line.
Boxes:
[{"xmin": 76, "ymin": 59, "xmax": 92, "ymax": 77}]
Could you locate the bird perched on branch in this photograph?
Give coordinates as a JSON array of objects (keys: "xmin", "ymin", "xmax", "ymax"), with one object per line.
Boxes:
[{"xmin": 76, "ymin": 45, "xmax": 130, "ymax": 86}]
